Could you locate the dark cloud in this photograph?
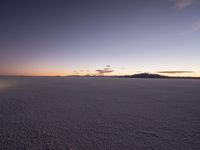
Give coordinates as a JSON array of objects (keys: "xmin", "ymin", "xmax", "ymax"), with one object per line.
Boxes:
[
  {"xmin": 158, "ymin": 71, "xmax": 195, "ymax": 74},
  {"xmin": 96, "ymin": 65, "xmax": 114, "ymax": 75}
]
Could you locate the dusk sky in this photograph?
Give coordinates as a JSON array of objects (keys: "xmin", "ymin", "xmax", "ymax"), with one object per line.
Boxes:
[{"xmin": 0, "ymin": 0, "xmax": 200, "ymax": 76}]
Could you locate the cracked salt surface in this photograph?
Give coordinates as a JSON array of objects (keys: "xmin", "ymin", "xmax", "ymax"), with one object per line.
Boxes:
[{"xmin": 0, "ymin": 77, "xmax": 200, "ymax": 149}]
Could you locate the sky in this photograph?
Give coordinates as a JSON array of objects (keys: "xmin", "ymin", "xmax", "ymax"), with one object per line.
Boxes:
[{"xmin": 0, "ymin": 0, "xmax": 200, "ymax": 76}]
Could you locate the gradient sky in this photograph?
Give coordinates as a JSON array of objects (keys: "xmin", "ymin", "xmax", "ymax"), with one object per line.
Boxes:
[{"xmin": 0, "ymin": 0, "xmax": 200, "ymax": 76}]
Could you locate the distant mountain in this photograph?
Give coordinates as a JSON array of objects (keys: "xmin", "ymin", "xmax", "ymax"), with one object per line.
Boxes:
[
  {"xmin": 122, "ymin": 73, "xmax": 169, "ymax": 78},
  {"xmin": 120, "ymin": 73, "xmax": 200, "ymax": 79}
]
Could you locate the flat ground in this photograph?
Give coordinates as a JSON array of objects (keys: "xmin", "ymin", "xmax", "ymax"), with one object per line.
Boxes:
[{"xmin": 0, "ymin": 77, "xmax": 200, "ymax": 150}]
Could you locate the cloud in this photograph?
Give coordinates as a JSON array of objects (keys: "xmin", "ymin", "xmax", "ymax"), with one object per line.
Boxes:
[
  {"xmin": 157, "ymin": 71, "xmax": 195, "ymax": 74},
  {"xmin": 172, "ymin": 0, "xmax": 194, "ymax": 9},
  {"xmin": 182, "ymin": 20, "xmax": 200, "ymax": 34},
  {"xmin": 191, "ymin": 20, "xmax": 200, "ymax": 32},
  {"xmin": 96, "ymin": 65, "xmax": 114, "ymax": 75}
]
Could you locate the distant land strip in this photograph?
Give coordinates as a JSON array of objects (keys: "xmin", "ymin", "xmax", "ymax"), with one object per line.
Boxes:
[{"xmin": 118, "ymin": 73, "xmax": 200, "ymax": 79}]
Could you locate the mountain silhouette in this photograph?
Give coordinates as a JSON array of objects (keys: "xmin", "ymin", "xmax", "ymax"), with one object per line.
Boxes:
[
  {"xmin": 120, "ymin": 73, "xmax": 200, "ymax": 79},
  {"xmin": 122, "ymin": 73, "xmax": 168, "ymax": 78}
]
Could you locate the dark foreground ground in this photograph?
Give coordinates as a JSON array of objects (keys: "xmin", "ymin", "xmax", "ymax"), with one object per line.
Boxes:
[{"xmin": 0, "ymin": 77, "xmax": 200, "ymax": 150}]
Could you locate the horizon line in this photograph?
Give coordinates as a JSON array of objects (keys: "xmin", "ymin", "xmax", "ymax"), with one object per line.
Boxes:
[{"xmin": 0, "ymin": 73, "xmax": 200, "ymax": 78}]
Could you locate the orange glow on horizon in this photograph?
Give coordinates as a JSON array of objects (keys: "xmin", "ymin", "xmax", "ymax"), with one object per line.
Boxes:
[{"xmin": 0, "ymin": 66, "xmax": 200, "ymax": 77}]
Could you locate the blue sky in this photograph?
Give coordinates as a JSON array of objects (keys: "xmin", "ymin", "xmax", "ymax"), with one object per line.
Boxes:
[{"xmin": 0, "ymin": 0, "xmax": 200, "ymax": 76}]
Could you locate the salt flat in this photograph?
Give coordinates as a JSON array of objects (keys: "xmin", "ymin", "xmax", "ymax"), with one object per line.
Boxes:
[{"xmin": 0, "ymin": 77, "xmax": 200, "ymax": 150}]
